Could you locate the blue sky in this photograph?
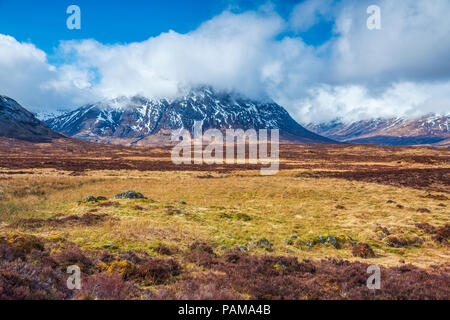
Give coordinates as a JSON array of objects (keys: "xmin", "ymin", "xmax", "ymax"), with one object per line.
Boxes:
[
  {"xmin": 0, "ymin": 0, "xmax": 332, "ymax": 55},
  {"xmin": 0, "ymin": 0, "xmax": 449, "ymax": 122}
]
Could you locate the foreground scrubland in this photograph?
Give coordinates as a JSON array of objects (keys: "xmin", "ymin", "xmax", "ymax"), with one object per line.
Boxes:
[{"xmin": 0, "ymin": 140, "xmax": 448, "ymax": 299}]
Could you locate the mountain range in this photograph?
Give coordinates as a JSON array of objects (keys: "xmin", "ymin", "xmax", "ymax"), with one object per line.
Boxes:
[
  {"xmin": 1, "ymin": 88, "xmax": 448, "ymax": 147},
  {"xmin": 43, "ymin": 87, "xmax": 333, "ymax": 145},
  {"xmin": 305, "ymin": 115, "xmax": 450, "ymax": 147}
]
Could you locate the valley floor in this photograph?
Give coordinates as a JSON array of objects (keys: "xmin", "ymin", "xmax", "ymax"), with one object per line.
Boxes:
[{"xmin": 0, "ymin": 139, "xmax": 449, "ymax": 299}]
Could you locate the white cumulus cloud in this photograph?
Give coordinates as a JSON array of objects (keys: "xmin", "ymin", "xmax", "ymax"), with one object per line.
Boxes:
[{"xmin": 0, "ymin": 0, "xmax": 449, "ymax": 123}]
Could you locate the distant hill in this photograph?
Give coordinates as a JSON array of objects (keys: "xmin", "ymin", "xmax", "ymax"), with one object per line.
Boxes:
[{"xmin": 0, "ymin": 95, "xmax": 64, "ymax": 142}]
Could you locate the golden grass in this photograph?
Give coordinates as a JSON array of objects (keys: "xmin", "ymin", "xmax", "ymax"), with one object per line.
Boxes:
[{"xmin": 1, "ymin": 167, "xmax": 448, "ymax": 268}]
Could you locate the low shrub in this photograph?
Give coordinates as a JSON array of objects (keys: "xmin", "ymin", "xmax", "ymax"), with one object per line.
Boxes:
[
  {"xmin": 135, "ymin": 258, "xmax": 181, "ymax": 285},
  {"xmin": 8, "ymin": 213, "xmax": 110, "ymax": 229},
  {"xmin": 383, "ymin": 235, "xmax": 422, "ymax": 248},
  {"xmin": 97, "ymin": 201, "xmax": 120, "ymax": 207},
  {"xmin": 189, "ymin": 241, "xmax": 214, "ymax": 254},
  {"xmin": 152, "ymin": 273, "xmax": 241, "ymax": 300},
  {"xmin": 352, "ymin": 243, "xmax": 376, "ymax": 258},
  {"xmin": 433, "ymin": 224, "xmax": 450, "ymax": 244},
  {"xmin": 202, "ymin": 252, "xmax": 450, "ymax": 300},
  {"xmin": 154, "ymin": 244, "xmax": 176, "ymax": 256},
  {"xmin": 185, "ymin": 250, "xmax": 217, "ymax": 267},
  {"xmin": 5, "ymin": 234, "xmax": 44, "ymax": 253},
  {"xmin": 0, "ymin": 260, "xmax": 70, "ymax": 300},
  {"xmin": 0, "ymin": 239, "xmax": 26, "ymax": 261},
  {"xmin": 415, "ymin": 222, "xmax": 437, "ymax": 234},
  {"xmin": 75, "ymin": 273, "xmax": 141, "ymax": 300},
  {"xmin": 54, "ymin": 248, "xmax": 94, "ymax": 273}
]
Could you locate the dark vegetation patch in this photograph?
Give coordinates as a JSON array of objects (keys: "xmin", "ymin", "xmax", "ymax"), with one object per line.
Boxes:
[
  {"xmin": 417, "ymin": 208, "xmax": 431, "ymax": 213},
  {"xmin": 166, "ymin": 249, "xmax": 450, "ymax": 300},
  {"xmin": 0, "ymin": 235, "xmax": 69, "ymax": 299},
  {"xmin": 154, "ymin": 244, "xmax": 177, "ymax": 256},
  {"xmin": 415, "ymin": 223, "xmax": 449, "ymax": 245},
  {"xmin": 165, "ymin": 206, "xmax": 182, "ymax": 215},
  {"xmin": 433, "ymin": 225, "xmax": 450, "ymax": 244},
  {"xmin": 0, "ymin": 235, "xmax": 449, "ymax": 300},
  {"xmin": 383, "ymin": 235, "xmax": 423, "ymax": 248},
  {"xmin": 1, "ymin": 142, "xmax": 447, "ymax": 185},
  {"xmin": 375, "ymin": 225, "xmax": 390, "ymax": 236},
  {"xmin": 185, "ymin": 241, "xmax": 218, "ymax": 267},
  {"xmin": 151, "ymin": 273, "xmax": 242, "ymax": 300},
  {"xmin": 189, "ymin": 241, "xmax": 215, "ymax": 254},
  {"xmin": 54, "ymin": 248, "xmax": 95, "ymax": 273},
  {"xmin": 0, "ymin": 179, "xmax": 106, "ymax": 200},
  {"xmin": 197, "ymin": 174, "xmax": 215, "ymax": 179},
  {"xmin": 8, "ymin": 213, "xmax": 111, "ymax": 229},
  {"xmin": 97, "ymin": 249, "xmax": 181, "ymax": 286},
  {"xmin": 312, "ymin": 168, "xmax": 450, "ymax": 193},
  {"xmin": 0, "ymin": 259, "xmax": 70, "ymax": 299},
  {"xmin": 235, "ymin": 212, "xmax": 252, "ymax": 221},
  {"xmin": 415, "ymin": 222, "xmax": 437, "ymax": 234},
  {"xmin": 219, "ymin": 211, "xmax": 252, "ymax": 221},
  {"xmin": 0, "ymin": 234, "xmax": 177, "ymax": 299},
  {"xmin": 74, "ymin": 273, "xmax": 141, "ymax": 300},
  {"xmin": 352, "ymin": 243, "xmax": 376, "ymax": 258},
  {"xmin": 133, "ymin": 258, "xmax": 181, "ymax": 285},
  {"xmin": 293, "ymin": 172, "xmax": 314, "ymax": 178},
  {"xmin": 2, "ymin": 234, "xmax": 44, "ymax": 253},
  {"xmin": 422, "ymin": 194, "xmax": 449, "ymax": 201},
  {"xmin": 97, "ymin": 201, "xmax": 120, "ymax": 207}
]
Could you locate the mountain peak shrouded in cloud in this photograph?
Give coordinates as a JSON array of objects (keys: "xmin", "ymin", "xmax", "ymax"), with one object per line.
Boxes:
[
  {"xmin": 0, "ymin": 0, "xmax": 449, "ymax": 123},
  {"xmin": 43, "ymin": 86, "xmax": 333, "ymax": 145}
]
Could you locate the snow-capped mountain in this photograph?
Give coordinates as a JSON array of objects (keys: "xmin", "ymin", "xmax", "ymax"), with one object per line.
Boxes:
[
  {"xmin": 34, "ymin": 109, "xmax": 72, "ymax": 122},
  {"xmin": 45, "ymin": 87, "xmax": 334, "ymax": 145},
  {"xmin": 0, "ymin": 95, "xmax": 63, "ymax": 142},
  {"xmin": 305, "ymin": 114, "xmax": 450, "ymax": 146}
]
